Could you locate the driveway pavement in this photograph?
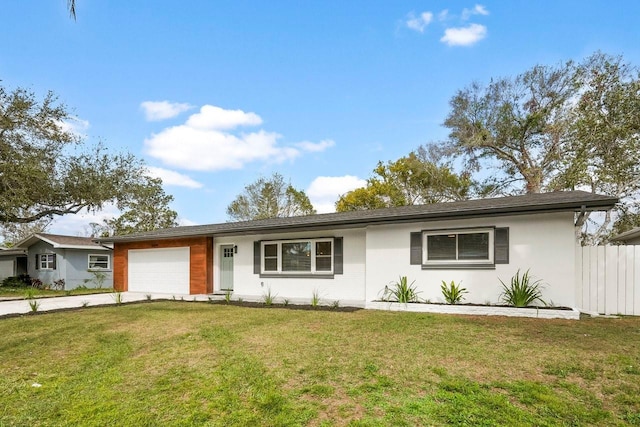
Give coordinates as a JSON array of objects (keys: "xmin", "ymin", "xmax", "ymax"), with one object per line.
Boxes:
[{"xmin": 0, "ymin": 292, "xmax": 215, "ymax": 317}]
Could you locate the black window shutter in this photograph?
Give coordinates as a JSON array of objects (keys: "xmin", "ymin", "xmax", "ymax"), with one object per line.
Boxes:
[
  {"xmin": 495, "ymin": 228, "xmax": 509, "ymax": 264},
  {"xmin": 410, "ymin": 232, "xmax": 422, "ymax": 265},
  {"xmin": 35, "ymin": 254, "xmax": 39, "ymax": 270},
  {"xmin": 253, "ymin": 241, "xmax": 261, "ymax": 274},
  {"xmin": 52, "ymin": 254, "xmax": 57, "ymax": 270},
  {"xmin": 334, "ymin": 237, "xmax": 343, "ymax": 275}
]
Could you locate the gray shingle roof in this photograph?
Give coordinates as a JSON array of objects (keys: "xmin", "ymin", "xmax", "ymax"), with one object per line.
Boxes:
[
  {"xmin": 17, "ymin": 233, "xmax": 110, "ymax": 249},
  {"xmin": 99, "ymin": 191, "xmax": 617, "ymax": 243}
]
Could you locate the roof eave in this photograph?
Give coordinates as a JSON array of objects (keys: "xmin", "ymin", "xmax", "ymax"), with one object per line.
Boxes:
[{"xmin": 101, "ymin": 196, "xmax": 618, "ymax": 243}]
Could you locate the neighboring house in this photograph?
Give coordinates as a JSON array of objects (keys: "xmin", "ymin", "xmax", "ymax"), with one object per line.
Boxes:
[
  {"xmin": 0, "ymin": 248, "xmax": 28, "ymax": 282},
  {"xmin": 99, "ymin": 191, "xmax": 616, "ymax": 309},
  {"xmin": 0, "ymin": 233, "xmax": 113, "ymax": 289},
  {"xmin": 610, "ymin": 227, "xmax": 640, "ymax": 245}
]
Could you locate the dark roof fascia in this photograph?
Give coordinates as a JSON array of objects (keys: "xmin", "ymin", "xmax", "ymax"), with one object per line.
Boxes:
[
  {"xmin": 0, "ymin": 249, "xmax": 28, "ymax": 257},
  {"xmin": 101, "ymin": 193, "xmax": 618, "ymax": 243}
]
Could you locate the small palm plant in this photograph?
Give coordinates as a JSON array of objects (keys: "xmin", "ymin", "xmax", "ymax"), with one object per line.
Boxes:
[
  {"xmin": 381, "ymin": 276, "xmax": 420, "ymax": 303},
  {"xmin": 499, "ymin": 269, "xmax": 546, "ymax": 307},
  {"xmin": 440, "ymin": 280, "xmax": 468, "ymax": 304}
]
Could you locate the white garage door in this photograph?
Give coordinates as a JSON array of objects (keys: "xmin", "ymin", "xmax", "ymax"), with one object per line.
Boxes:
[
  {"xmin": 128, "ymin": 247, "xmax": 190, "ymax": 294},
  {"xmin": 0, "ymin": 259, "xmax": 14, "ymax": 281}
]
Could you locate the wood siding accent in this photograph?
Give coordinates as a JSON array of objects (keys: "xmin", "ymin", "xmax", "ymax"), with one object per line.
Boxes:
[{"xmin": 113, "ymin": 237, "xmax": 214, "ymax": 294}]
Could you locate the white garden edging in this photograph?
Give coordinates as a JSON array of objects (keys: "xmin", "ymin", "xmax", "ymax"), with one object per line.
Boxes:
[{"xmin": 365, "ymin": 301, "xmax": 580, "ymax": 320}]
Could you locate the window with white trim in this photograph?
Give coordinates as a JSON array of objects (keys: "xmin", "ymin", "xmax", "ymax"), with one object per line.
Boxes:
[
  {"xmin": 88, "ymin": 254, "xmax": 110, "ymax": 270},
  {"xmin": 261, "ymin": 239, "xmax": 333, "ymax": 274},
  {"xmin": 423, "ymin": 228, "xmax": 494, "ymax": 265},
  {"xmin": 39, "ymin": 254, "xmax": 56, "ymax": 270}
]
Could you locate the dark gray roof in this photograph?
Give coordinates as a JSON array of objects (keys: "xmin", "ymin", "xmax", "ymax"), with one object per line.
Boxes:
[
  {"xmin": 16, "ymin": 233, "xmax": 110, "ymax": 250},
  {"xmin": 99, "ymin": 191, "xmax": 617, "ymax": 243}
]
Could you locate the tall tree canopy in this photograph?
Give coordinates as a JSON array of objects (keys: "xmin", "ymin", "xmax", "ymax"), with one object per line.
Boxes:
[
  {"xmin": 91, "ymin": 177, "xmax": 178, "ymax": 237},
  {"xmin": 441, "ymin": 52, "xmax": 640, "ymax": 242},
  {"xmin": 555, "ymin": 53, "xmax": 640, "ymax": 239},
  {"xmin": 227, "ymin": 173, "xmax": 316, "ymax": 221},
  {"xmin": 336, "ymin": 148, "xmax": 472, "ymax": 212},
  {"xmin": 442, "ymin": 60, "xmax": 576, "ymax": 194},
  {"xmin": 0, "ymin": 84, "xmax": 177, "ymax": 234}
]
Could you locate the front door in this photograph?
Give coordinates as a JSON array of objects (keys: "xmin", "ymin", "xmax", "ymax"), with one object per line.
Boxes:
[{"xmin": 220, "ymin": 245, "xmax": 234, "ymax": 291}]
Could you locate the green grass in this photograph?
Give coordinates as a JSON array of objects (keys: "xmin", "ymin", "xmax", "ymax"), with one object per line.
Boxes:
[
  {"xmin": 0, "ymin": 287, "xmax": 114, "ymax": 299},
  {"xmin": 1, "ymin": 302, "xmax": 639, "ymax": 426}
]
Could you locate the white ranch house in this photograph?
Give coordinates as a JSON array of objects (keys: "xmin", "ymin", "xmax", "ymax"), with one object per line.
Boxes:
[{"xmin": 102, "ymin": 191, "xmax": 618, "ymax": 316}]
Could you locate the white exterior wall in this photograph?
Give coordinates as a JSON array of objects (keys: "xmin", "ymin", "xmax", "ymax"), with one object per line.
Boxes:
[
  {"xmin": 365, "ymin": 212, "xmax": 577, "ymax": 307},
  {"xmin": 214, "ymin": 228, "xmax": 366, "ymax": 306}
]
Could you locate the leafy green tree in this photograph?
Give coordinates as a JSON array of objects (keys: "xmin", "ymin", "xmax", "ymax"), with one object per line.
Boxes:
[
  {"xmin": 553, "ymin": 53, "xmax": 640, "ymax": 242},
  {"xmin": 227, "ymin": 173, "xmax": 316, "ymax": 221},
  {"xmin": 0, "ymin": 84, "xmax": 171, "ymax": 229},
  {"xmin": 442, "ymin": 60, "xmax": 576, "ymax": 194},
  {"xmin": 97, "ymin": 177, "xmax": 178, "ymax": 236},
  {"xmin": 440, "ymin": 52, "xmax": 640, "ymax": 243},
  {"xmin": 336, "ymin": 148, "xmax": 472, "ymax": 212}
]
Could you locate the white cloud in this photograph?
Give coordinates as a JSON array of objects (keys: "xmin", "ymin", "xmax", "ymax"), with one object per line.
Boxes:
[
  {"xmin": 186, "ymin": 105, "xmax": 262, "ymax": 130},
  {"xmin": 56, "ymin": 116, "xmax": 90, "ymax": 138},
  {"xmin": 438, "ymin": 9, "xmax": 449, "ymax": 21},
  {"xmin": 406, "ymin": 11, "xmax": 433, "ymax": 32},
  {"xmin": 307, "ymin": 175, "xmax": 367, "ymax": 214},
  {"xmin": 140, "ymin": 101, "xmax": 193, "ymax": 121},
  {"xmin": 440, "ymin": 23, "xmax": 487, "ymax": 46},
  {"xmin": 295, "ymin": 139, "xmax": 335, "ymax": 153},
  {"xmin": 462, "ymin": 4, "xmax": 489, "ymax": 20},
  {"xmin": 144, "ymin": 105, "xmax": 331, "ymax": 172},
  {"xmin": 145, "ymin": 166, "xmax": 203, "ymax": 189}
]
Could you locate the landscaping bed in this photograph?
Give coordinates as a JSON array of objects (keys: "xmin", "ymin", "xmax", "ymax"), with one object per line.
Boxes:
[{"xmin": 366, "ymin": 300, "xmax": 579, "ymax": 319}]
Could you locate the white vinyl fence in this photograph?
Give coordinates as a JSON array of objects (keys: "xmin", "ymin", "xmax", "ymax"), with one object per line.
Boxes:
[{"xmin": 576, "ymin": 245, "xmax": 640, "ymax": 315}]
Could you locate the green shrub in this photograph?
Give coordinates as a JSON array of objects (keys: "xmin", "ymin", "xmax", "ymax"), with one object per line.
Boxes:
[
  {"xmin": 441, "ymin": 280, "xmax": 468, "ymax": 304},
  {"xmin": 1, "ymin": 275, "xmax": 31, "ymax": 288},
  {"xmin": 381, "ymin": 276, "xmax": 420, "ymax": 303},
  {"xmin": 499, "ymin": 269, "xmax": 546, "ymax": 307}
]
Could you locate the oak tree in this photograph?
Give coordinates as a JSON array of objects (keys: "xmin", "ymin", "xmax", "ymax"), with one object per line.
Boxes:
[
  {"xmin": 227, "ymin": 173, "xmax": 316, "ymax": 221},
  {"xmin": 336, "ymin": 148, "xmax": 472, "ymax": 212},
  {"xmin": 0, "ymin": 84, "xmax": 176, "ymax": 234}
]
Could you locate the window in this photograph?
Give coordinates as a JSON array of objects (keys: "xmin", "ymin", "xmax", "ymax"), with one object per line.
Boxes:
[
  {"xmin": 38, "ymin": 254, "xmax": 56, "ymax": 270},
  {"xmin": 260, "ymin": 239, "xmax": 333, "ymax": 275},
  {"xmin": 88, "ymin": 254, "xmax": 110, "ymax": 270},
  {"xmin": 423, "ymin": 228, "xmax": 494, "ymax": 266}
]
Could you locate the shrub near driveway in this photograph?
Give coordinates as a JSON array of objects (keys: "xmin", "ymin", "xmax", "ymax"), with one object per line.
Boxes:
[{"xmin": 0, "ymin": 302, "xmax": 639, "ymax": 426}]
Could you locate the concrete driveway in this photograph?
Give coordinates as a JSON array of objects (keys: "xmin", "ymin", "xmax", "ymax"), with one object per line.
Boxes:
[{"xmin": 0, "ymin": 292, "xmax": 214, "ymax": 317}]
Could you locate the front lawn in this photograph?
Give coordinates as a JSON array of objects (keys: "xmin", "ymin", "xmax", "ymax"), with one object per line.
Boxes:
[{"xmin": 1, "ymin": 302, "xmax": 639, "ymax": 426}]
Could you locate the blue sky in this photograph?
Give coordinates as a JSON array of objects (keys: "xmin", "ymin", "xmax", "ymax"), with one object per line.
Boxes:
[{"xmin": 2, "ymin": 1, "xmax": 639, "ymax": 234}]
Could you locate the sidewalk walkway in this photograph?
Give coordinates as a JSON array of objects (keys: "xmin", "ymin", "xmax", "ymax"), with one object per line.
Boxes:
[{"xmin": 0, "ymin": 292, "xmax": 217, "ymax": 317}]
